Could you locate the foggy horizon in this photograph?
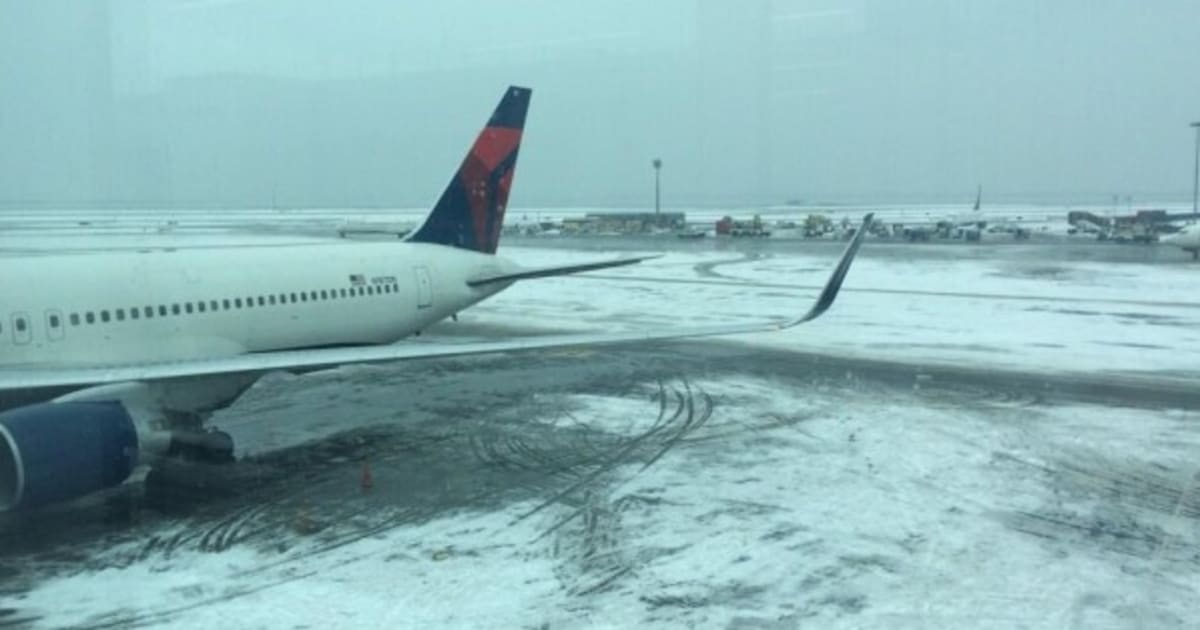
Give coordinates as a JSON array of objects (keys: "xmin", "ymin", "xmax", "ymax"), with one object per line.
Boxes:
[{"xmin": 2, "ymin": 1, "xmax": 1199, "ymax": 210}]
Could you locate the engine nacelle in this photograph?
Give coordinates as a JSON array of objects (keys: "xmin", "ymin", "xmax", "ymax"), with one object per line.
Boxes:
[{"xmin": 0, "ymin": 401, "xmax": 140, "ymax": 511}]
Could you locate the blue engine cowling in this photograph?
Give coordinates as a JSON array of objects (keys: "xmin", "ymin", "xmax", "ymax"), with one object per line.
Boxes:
[{"xmin": 0, "ymin": 401, "xmax": 139, "ymax": 511}]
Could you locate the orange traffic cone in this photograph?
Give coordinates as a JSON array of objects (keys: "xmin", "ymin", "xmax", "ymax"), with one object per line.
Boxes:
[{"xmin": 360, "ymin": 460, "xmax": 374, "ymax": 492}]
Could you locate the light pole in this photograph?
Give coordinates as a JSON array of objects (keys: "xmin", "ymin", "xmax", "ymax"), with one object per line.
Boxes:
[
  {"xmin": 1191, "ymin": 122, "xmax": 1200, "ymax": 217},
  {"xmin": 652, "ymin": 158, "xmax": 662, "ymax": 217}
]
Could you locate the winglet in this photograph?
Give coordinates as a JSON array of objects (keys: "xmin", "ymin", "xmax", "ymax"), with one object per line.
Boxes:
[{"xmin": 786, "ymin": 213, "xmax": 873, "ymax": 327}]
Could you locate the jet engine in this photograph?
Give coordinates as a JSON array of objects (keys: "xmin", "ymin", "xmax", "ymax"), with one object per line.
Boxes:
[{"xmin": 0, "ymin": 401, "xmax": 144, "ymax": 510}]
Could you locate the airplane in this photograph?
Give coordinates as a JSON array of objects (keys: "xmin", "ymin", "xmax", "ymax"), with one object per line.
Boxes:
[
  {"xmin": 0, "ymin": 86, "xmax": 872, "ymax": 512},
  {"xmin": 1161, "ymin": 224, "xmax": 1200, "ymax": 258},
  {"xmin": 896, "ymin": 185, "xmax": 989, "ymax": 242}
]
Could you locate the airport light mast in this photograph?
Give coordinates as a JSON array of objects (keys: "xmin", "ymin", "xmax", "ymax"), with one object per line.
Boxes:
[
  {"xmin": 652, "ymin": 158, "xmax": 663, "ymax": 216},
  {"xmin": 1191, "ymin": 121, "xmax": 1200, "ymax": 216}
]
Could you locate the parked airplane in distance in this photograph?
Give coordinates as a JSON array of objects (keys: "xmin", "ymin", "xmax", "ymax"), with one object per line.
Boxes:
[
  {"xmin": 0, "ymin": 86, "xmax": 872, "ymax": 512},
  {"xmin": 1161, "ymin": 224, "xmax": 1200, "ymax": 259}
]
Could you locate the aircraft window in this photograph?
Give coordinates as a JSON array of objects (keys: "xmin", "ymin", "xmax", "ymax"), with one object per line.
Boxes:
[
  {"xmin": 70, "ymin": 313, "xmax": 80, "ymax": 326},
  {"xmin": 86, "ymin": 312, "xmax": 95, "ymax": 324},
  {"xmin": 290, "ymin": 293, "xmax": 298, "ymax": 303},
  {"xmin": 100, "ymin": 311, "xmax": 110, "ymax": 323},
  {"xmin": 184, "ymin": 303, "xmax": 192, "ymax": 314},
  {"xmin": 258, "ymin": 296, "xmax": 266, "ymax": 306},
  {"xmin": 172, "ymin": 304, "xmax": 181, "ymax": 315},
  {"xmin": 210, "ymin": 300, "xmax": 219, "ymax": 311},
  {"xmin": 339, "ymin": 288, "xmax": 348, "ymax": 298},
  {"xmin": 358, "ymin": 287, "xmax": 366, "ymax": 296},
  {"xmin": 116, "ymin": 309, "xmax": 125, "ymax": 321},
  {"xmin": 300, "ymin": 293, "xmax": 308, "ymax": 302},
  {"xmin": 15, "ymin": 318, "xmax": 26, "ymax": 332},
  {"xmin": 320, "ymin": 290, "xmax": 328, "ymax": 300},
  {"xmin": 244, "ymin": 297, "xmax": 253, "ymax": 309},
  {"xmin": 49, "ymin": 314, "xmax": 60, "ymax": 328},
  {"xmin": 130, "ymin": 308, "xmax": 139, "ymax": 320},
  {"xmin": 159, "ymin": 305, "xmax": 168, "ymax": 317},
  {"xmin": 197, "ymin": 301, "xmax": 206, "ymax": 313},
  {"xmin": 269, "ymin": 295, "xmax": 277, "ymax": 305},
  {"xmin": 309, "ymin": 291, "xmax": 318, "ymax": 301},
  {"xmin": 234, "ymin": 298, "xmax": 243, "ymax": 308},
  {"xmin": 223, "ymin": 299, "xmax": 231, "ymax": 310},
  {"xmin": 144, "ymin": 306, "xmax": 154, "ymax": 318}
]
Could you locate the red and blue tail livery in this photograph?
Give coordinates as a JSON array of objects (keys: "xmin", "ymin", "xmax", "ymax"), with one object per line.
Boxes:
[{"xmin": 408, "ymin": 86, "xmax": 531, "ymax": 255}]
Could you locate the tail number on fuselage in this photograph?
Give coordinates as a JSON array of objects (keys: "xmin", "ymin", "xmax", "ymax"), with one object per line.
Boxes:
[{"xmin": 415, "ymin": 266, "xmax": 433, "ymax": 309}]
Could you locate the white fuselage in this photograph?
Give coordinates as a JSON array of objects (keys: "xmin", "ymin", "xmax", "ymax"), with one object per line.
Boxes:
[
  {"xmin": 1163, "ymin": 226, "xmax": 1200, "ymax": 252},
  {"xmin": 0, "ymin": 241, "xmax": 515, "ymax": 366}
]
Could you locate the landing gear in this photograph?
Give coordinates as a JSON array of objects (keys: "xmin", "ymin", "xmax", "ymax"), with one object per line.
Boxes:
[
  {"xmin": 143, "ymin": 458, "xmax": 244, "ymax": 512},
  {"xmin": 167, "ymin": 429, "xmax": 235, "ymax": 463},
  {"xmin": 143, "ymin": 429, "xmax": 238, "ymax": 512}
]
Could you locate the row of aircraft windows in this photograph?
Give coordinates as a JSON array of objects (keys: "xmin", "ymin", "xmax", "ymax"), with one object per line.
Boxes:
[{"xmin": 62, "ymin": 283, "xmax": 400, "ymax": 328}]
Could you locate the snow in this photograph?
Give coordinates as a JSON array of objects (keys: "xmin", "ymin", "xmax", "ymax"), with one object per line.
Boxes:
[
  {"xmin": 16, "ymin": 378, "xmax": 1200, "ymax": 628},
  {"xmin": 467, "ymin": 245, "xmax": 1200, "ymax": 379},
  {"xmin": 8, "ymin": 227, "xmax": 1200, "ymax": 627}
]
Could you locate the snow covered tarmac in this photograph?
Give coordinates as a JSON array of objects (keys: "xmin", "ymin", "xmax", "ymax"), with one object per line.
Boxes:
[{"xmin": 2, "ymin": 231, "xmax": 1199, "ymax": 628}]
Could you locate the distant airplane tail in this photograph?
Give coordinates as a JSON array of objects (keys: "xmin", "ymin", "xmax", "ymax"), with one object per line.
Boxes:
[{"xmin": 407, "ymin": 86, "xmax": 531, "ymax": 254}]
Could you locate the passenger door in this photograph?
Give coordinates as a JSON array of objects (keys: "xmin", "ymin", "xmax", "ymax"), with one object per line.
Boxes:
[
  {"xmin": 414, "ymin": 266, "xmax": 433, "ymax": 309},
  {"xmin": 11, "ymin": 312, "xmax": 31, "ymax": 345}
]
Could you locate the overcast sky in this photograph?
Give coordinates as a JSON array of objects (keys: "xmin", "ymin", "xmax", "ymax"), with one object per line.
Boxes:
[{"xmin": 1, "ymin": 0, "xmax": 1198, "ymax": 208}]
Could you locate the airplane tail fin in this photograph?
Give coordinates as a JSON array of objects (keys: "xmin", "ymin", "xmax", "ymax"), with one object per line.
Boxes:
[{"xmin": 407, "ymin": 86, "xmax": 532, "ymax": 254}]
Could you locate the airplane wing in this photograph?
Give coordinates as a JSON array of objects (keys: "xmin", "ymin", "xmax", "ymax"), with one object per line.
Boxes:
[
  {"xmin": 0, "ymin": 214, "xmax": 872, "ymax": 391},
  {"xmin": 468, "ymin": 255, "xmax": 661, "ymax": 287}
]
